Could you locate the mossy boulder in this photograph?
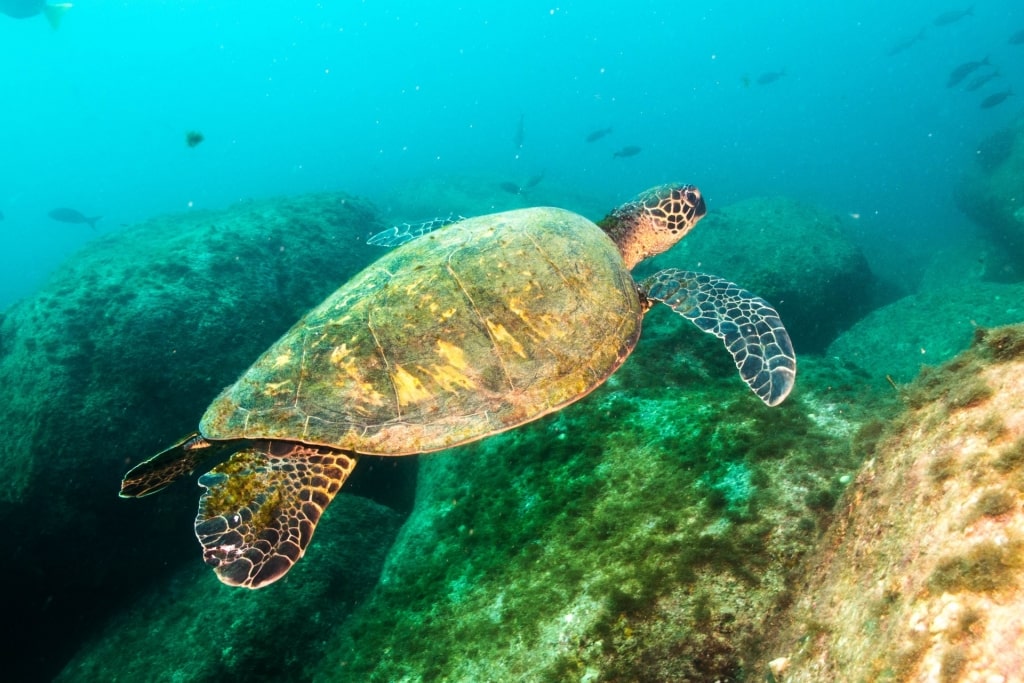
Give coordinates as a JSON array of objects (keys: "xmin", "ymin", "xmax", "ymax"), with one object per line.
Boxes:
[
  {"xmin": 754, "ymin": 324, "xmax": 1024, "ymax": 682},
  {"xmin": 0, "ymin": 193, "xmax": 385, "ymax": 681},
  {"xmin": 958, "ymin": 115, "xmax": 1024, "ymax": 277},
  {"xmin": 641, "ymin": 196, "xmax": 875, "ymax": 353},
  {"xmin": 827, "ymin": 281, "xmax": 1024, "ymax": 385},
  {"xmin": 917, "ymin": 237, "xmax": 1001, "ymax": 290}
]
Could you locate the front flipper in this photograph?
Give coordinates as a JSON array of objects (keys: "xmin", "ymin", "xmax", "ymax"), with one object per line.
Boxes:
[
  {"xmin": 120, "ymin": 433, "xmax": 227, "ymax": 498},
  {"xmin": 641, "ymin": 269, "xmax": 796, "ymax": 406},
  {"xmin": 194, "ymin": 441, "xmax": 356, "ymax": 589}
]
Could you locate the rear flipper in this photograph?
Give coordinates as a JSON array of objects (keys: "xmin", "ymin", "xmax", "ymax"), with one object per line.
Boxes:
[
  {"xmin": 194, "ymin": 441, "xmax": 357, "ymax": 589},
  {"xmin": 120, "ymin": 433, "xmax": 227, "ymax": 498},
  {"xmin": 641, "ymin": 269, "xmax": 796, "ymax": 406},
  {"xmin": 366, "ymin": 214, "xmax": 464, "ymax": 247}
]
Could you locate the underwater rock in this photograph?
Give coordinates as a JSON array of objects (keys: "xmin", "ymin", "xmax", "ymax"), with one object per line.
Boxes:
[
  {"xmin": 641, "ymin": 195, "xmax": 875, "ymax": 354},
  {"xmin": 0, "ymin": 192, "xmax": 381, "ymax": 681},
  {"xmin": 304, "ymin": 343, "xmax": 879, "ymax": 681},
  {"xmin": 754, "ymin": 324, "xmax": 1024, "ymax": 682},
  {"xmin": 959, "ymin": 114, "xmax": 1024, "ymax": 277},
  {"xmin": 55, "ymin": 494, "xmax": 404, "ymax": 682},
  {"xmin": 918, "ymin": 237, "xmax": 1001, "ymax": 289},
  {"xmin": 828, "ymin": 281, "xmax": 1024, "ymax": 385}
]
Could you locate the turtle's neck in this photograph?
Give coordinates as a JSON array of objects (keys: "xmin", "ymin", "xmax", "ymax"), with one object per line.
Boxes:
[{"xmin": 597, "ymin": 209, "xmax": 648, "ymax": 270}]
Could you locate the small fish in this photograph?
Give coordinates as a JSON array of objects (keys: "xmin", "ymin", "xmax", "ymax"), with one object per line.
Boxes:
[
  {"xmin": 499, "ymin": 181, "xmax": 521, "ymax": 195},
  {"xmin": 947, "ymin": 57, "xmax": 988, "ymax": 87},
  {"xmin": 49, "ymin": 207, "xmax": 101, "ymax": 230},
  {"xmin": 0, "ymin": 1, "xmax": 72, "ymax": 29},
  {"xmin": 980, "ymin": 89, "xmax": 1013, "ymax": 109},
  {"xmin": 965, "ymin": 69, "xmax": 999, "ymax": 92},
  {"xmin": 933, "ymin": 6, "xmax": 973, "ymax": 27},
  {"xmin": 585, "ymin": 127, "xmax": 613, "ymax": 143},
  {"xmin": 1009, "ymin": 29, "xmax": 1024, "ymax": 45},
  {"xmin": 886, "ymin": 28, "xmax": 927, "ymax": 56},
  {"xmin": 522, "ymin": 172, "xmax": 545, "ymax": 190},
  {"xmin": 612, "ymin": 145, "xmax": 641, "ymax": 159},
  {"xmin": 757, "ymin": 68, "xmax": 786, "ymax": 85},
  {"xmin": 513, "ymin": 113, "xmax": 524, "ymax": 149},
  {"xmin": 185, "ymin": 130, "xmax": 204, "ymax": 148}
]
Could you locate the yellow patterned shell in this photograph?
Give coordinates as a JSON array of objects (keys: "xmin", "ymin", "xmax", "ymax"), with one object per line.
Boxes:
[{"xmin": 199, "ymin": 207, "xmax": 642, "ymax": 455}]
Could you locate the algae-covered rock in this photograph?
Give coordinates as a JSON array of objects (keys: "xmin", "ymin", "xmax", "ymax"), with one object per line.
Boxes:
[
  {"xmin": 2, "ymin": 193, "xmax": 378, "ymax": 507},
  {"xmin": 827, "ymin": 282, "xmax": 1024, "ymax": 385},
  {"xmin": 755, "ymin": 324, "xmax": 1024, "ymax": 682},
  {"xmin": 0, "ymin": 193, "xmax": 382, "ymax": 681},
  {"xmin": 55, "ymin": 495, "xmax": 403, "ymax": 683},
  {"xmin": 641, "ymin": 196, "xmax": 875, "ymax": 353},
  {"xmin": 959, "ymin": 115, "xmax": 1024, "ymax": 276},
  {"xmin": 305, "ymin": 310, "xmax": 882, "ymax": 682}
]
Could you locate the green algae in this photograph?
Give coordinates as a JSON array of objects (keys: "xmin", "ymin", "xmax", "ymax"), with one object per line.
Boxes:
[
  {"xmin": 994, "ymin": 435, "xmax": 1024, "ymax": 473},
  {"xmin": 972, "ymin": 488, "xmax": 1017, "ymax": 518},
  {"xmin": 928, "ymin": 446, "xmax": 960, "ymax": 483},
  {"xmin": 888, "ymin": 324, "xmax": 1024, "ymax": 446},
  {"xmin": 976, "ymin": 325, "xmax": 1024, "ymax": 362},
  {"xmin": 904, "ymin": 361, "xmax": 993, "ymax": 411},
  {"xmin": 200, "ymin": 450, "xmax": 284, "ymax": 531},
  {"xmin": 939, "ymin": 645, "xmax": 968, "ymax": 683},
  {"xmin": 928, "ymin": 538, "xmax": 1024, "ymax": 595}
]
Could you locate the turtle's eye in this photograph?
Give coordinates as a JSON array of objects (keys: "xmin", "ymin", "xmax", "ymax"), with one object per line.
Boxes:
[{"xmin": 685, "ymin": 188, "xmax": 707, "ymax": 218}]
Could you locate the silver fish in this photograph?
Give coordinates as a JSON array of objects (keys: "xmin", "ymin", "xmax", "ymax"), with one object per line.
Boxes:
[
  {"xmin": 49, "ymin": 207, "xmax": 101, "ymax": 230},
  {"xmin": 947, "ymin": 57, "xmax": 988, "ymax": 87},
  {"xmin": 886, "ymin": 28, "xmax": 927, "ymax": 56},
  {"xmin": 612, "ymin": 146, "xmax": 641, "ymax": 159},
  {"xmin": 980, "ymin": 89, "xmax": 1013, "ymax": 109},
  {"xmin": 933, "ymin": 6, "xmax": 973, "ymax": 27},
  {"xmin": 523, "ymin": 172, "xmax": 544, "ymax": 190},
  {"xmin": 965, "ymin": 70, "xmax": 999, "ymax": 92},
  {"xmin": 757, "ymin": 69, "xmax": 786, "ymax": 85}
]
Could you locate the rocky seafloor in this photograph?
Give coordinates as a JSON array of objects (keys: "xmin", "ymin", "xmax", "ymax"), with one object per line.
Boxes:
[{"xmin": 3, "ymin": 123, "xmax": 1024, "ymax": 681}]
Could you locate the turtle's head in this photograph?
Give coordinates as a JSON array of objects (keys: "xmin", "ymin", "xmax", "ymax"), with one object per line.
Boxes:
[{"xmin": 599, "ymin": 184, "xmax": 706, "ymax": 270}]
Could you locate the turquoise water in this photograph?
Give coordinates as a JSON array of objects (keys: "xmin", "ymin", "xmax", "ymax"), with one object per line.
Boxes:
[
  {"xmin": 1, "ymin": 1, "xmax": 1021, "ymax": 309},
  {"xmin": 3, "ymin": 2, "xmax": 1024, "ymax": 681}
]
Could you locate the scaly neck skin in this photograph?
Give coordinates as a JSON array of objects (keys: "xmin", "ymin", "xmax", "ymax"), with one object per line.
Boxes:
[{"xmin": 598, "ymin": 210, "xmax": 653, "ymax": 270}]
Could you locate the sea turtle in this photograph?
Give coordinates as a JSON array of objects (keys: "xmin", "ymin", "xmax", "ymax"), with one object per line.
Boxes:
[{"xmin": 120, "ymin": 183, "xmax": 796, "ymax": 589}]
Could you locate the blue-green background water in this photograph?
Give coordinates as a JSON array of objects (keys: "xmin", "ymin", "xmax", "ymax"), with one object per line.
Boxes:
[
  {"xmin": 3, "ymin": 2, "xmax": 1024, "ymax": 681},
  {"xmin": 2, "ymin": 1, "xmax": 1022, "ymax": 310}
]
